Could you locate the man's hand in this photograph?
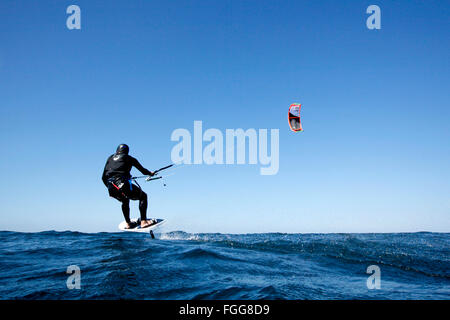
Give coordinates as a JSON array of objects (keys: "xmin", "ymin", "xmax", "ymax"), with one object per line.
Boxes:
[{"xmin": 142, "ymin": 169, "xmax": 155, "ymax": 177}]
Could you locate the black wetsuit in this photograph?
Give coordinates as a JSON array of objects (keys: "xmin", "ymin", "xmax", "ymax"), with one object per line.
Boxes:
[{"xmin": 102, "ymin": 153, "xmax": 153, "ymax": 223}]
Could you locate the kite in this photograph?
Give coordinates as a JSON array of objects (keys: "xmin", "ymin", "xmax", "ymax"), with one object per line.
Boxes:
[{"xmin": 288, "ymin": 103, "xmax": 303, "ymax": 132}]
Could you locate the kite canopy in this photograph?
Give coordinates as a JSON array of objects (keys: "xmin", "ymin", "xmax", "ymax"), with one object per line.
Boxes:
[{"xmin": 288, "ymin": 103, "xmax": 303, "ymax": 132}]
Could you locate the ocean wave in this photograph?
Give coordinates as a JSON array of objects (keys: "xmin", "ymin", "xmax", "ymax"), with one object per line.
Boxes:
[
  {"xmin": 157, "ymin": 231, "xmax": 449, "ymax": 279},
  {"xmin": 0, "ymin": 231, "xmax": 448, "ymax": 299}
]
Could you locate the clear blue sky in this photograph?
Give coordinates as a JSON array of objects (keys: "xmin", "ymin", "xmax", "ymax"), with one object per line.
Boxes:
[{"xmin": 0, "ymin": 0, "xmax": 449, "ymax": 233}]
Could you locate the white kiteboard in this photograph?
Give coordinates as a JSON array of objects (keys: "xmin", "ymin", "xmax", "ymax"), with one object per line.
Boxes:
[{"xmin": 118, "ymin": 218, "xmax": 166, "ymax": 233}]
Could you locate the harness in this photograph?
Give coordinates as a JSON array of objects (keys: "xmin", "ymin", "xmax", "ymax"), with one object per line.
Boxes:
[
  {"xmin": 107, "ymin": 176, "xmax": 142, "ymax": 200},
  {"xmin": 105, "ymin": 163, "xmax": 177, "ymax": 200}
]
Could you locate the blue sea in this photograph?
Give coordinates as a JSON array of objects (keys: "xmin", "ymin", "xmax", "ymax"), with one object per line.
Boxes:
[{"xmin": 0, "ymin": 231, "xmax": 448, "ymax": 299}]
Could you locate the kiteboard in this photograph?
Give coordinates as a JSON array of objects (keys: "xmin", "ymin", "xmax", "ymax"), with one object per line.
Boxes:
[{"xmin": 118, "ymin": 218, "xmax": 165, "ymax": 233}]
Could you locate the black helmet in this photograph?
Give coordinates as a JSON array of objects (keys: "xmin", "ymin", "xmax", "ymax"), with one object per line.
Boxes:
[{"xmin": 116, "ymin": 144, "xmax": 129, "ymax": 155}]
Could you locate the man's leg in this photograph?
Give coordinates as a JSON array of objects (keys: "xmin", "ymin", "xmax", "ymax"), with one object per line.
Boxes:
[
  {"xmin": 121, "ymin": 199, "xmax": 131, "ymax": 223},
  {"xmin": 107, "ymin": 182, "xmax": 132, "ymax": 226},
  {"xmin": 138, "ymin": 191, "xmax": 148, "ymax": 221},
  {"xmin": 129, "ymin": 183, "xmax": 155, "ymax": 228},
  {"xmin": 139, "ymin": 191, "xmax": 156, "ymax": 227}
]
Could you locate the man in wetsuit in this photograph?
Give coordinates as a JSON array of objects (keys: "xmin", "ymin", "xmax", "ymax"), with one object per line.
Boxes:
[{"xmin": 102, "ymin": 144, "xmax": 156, "ymax": 229}]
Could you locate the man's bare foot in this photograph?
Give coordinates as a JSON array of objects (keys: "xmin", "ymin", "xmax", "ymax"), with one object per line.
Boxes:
[
  {"xmin": 124, "ymin": 222, "xmax": 136, "ymax": 229},
  {"xmin": 140, "ymin": 219, "xmax": 156, "ymax": 228}
]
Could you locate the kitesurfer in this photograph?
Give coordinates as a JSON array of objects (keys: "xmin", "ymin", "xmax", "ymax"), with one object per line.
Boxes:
[{"xmin": 102, "ymin": 144, "xmax": 156, "ymax": 229}]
